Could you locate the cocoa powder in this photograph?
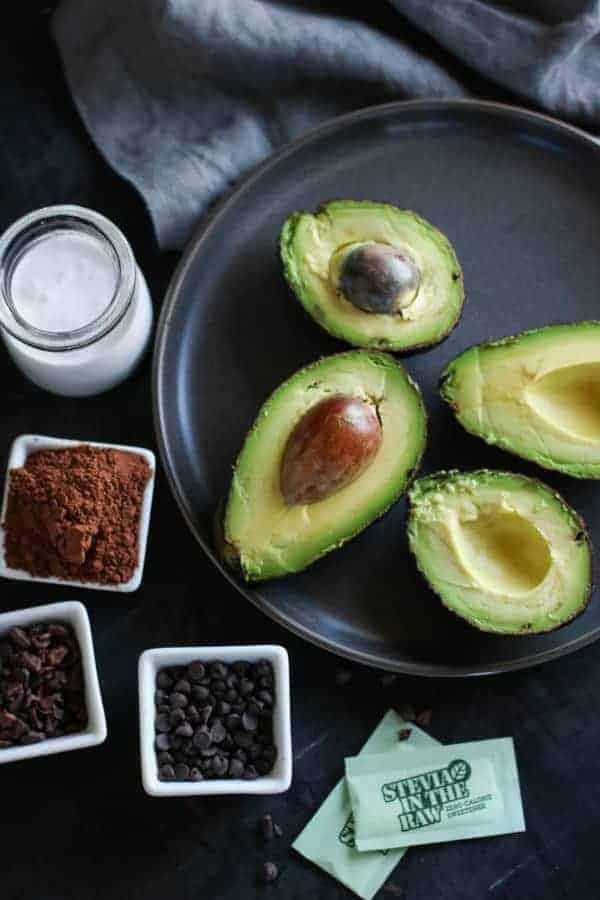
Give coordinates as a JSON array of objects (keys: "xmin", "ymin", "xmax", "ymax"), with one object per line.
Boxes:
[{"xmin": 2, "ymin": 444, "xmax": 152, "ymax": 584}]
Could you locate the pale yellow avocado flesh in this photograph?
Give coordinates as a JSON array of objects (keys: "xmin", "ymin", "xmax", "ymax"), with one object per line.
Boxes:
[
  {"xmin": 281, "ymin": 201, "xmax": 464, "ymax": 351},
  {"xmin": 441, "ymin": 323, "xmax": 600, "ymax": 477},
  {"xmin": 224, "ymin": 351, "xmax": 426, "ymax": 581},
  {"xmin": 408, "ymin": 471, "xmax": 591, "ymax": 634}
]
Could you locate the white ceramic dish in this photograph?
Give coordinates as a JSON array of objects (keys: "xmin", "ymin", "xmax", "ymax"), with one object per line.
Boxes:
[
  {"xmin": 139, "ymin": 645, "xmax": 292, "ymax": 797},
  {"xmin": 0, "ymin": 600, "xmax": 107, "ymax": 764},
  {"xmin": 0, "ymin": 434, "xmax": 155, "ymax": 592}
]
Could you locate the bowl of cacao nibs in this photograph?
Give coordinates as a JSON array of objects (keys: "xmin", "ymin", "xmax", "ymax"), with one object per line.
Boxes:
[
  {"xmin": 0, "ymin": 601, "xmax": 107, "ymax": 764},
  {"xmin": 138, "ymin": 645, "xmax": 292, "ymax": 796}
]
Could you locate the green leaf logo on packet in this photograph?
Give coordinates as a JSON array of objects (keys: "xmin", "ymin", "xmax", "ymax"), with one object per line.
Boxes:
[{"xmin": 346, "ymin": 738, "xmax": 525, "ymax": 852}]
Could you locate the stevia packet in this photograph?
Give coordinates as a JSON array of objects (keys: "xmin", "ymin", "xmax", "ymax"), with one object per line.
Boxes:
[
  {"xmin": 292, "ymin": 711, "xmax": 439, "ymax": 900},
  {"xmin": 346, "ymin": 737, "xmax": 525, "ymax": 852}
]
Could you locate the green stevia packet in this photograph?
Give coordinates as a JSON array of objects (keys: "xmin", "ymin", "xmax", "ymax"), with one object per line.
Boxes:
[
  {"xmin": 292, "ymin": 710, "xmax": 439, "ymax": 900},
  {"xmin": 346, "ymin": 737, "xmax": 525, "ymax": 852}
]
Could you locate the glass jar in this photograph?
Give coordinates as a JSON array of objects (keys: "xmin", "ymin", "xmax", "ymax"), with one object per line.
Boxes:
[{"xmin": 0, "ymin": 205, "xmax": 153, "ymax": 397}]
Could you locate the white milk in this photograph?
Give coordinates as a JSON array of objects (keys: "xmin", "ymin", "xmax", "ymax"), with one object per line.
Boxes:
[{"xmin": 0, "ymin": 206, "xmax": 153, "ymax": 397}]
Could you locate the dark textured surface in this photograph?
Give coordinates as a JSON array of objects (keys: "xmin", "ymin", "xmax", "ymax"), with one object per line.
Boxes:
[{"xmin": 2, "ymin": 4, "xmax": 600, "ymax": 899}]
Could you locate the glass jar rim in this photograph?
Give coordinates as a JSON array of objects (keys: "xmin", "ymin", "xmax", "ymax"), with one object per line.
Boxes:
[{"xmin": 0, "ymin": 205, "xmax": 136, "ymax": 351}]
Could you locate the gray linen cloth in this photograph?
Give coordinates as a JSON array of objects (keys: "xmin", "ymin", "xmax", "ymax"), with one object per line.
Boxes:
[{"xmin": 52, "ymin": 0, "xmax": 600, "ymax": 250}]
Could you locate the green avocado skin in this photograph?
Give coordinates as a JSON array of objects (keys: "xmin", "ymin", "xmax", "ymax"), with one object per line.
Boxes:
[
  {"xmin": 280, "ymin": 200, "xmax": 465, "ymax": 354},
  {"xmin": 221, "ymin": 350, "xmax": 427, "ymax": 581},
  {"xmin": 440, "ymin": 322, "xmax": 600, "ymax": 479},
  {"xmin": 407, "ymin": 469, "xmax": 593, "ymax": 636}
]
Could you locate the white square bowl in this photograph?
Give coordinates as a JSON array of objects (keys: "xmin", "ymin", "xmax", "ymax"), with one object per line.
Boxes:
[
  {"xmin": 0, "ymin": 600, "xmax": 107, "ymax": 764},
  {"xmin": 139, "ymin": 645, "xmax": 292, "ymax": 797},
  {"xmin": 0, "ymin": 434, "xmax": 155, "ymax": 592}
]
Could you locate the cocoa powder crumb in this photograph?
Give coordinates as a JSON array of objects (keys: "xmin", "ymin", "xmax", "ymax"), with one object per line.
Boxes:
[{"xmin": 2, "ymin": 445, "xmax": 152, "ymax": 585}]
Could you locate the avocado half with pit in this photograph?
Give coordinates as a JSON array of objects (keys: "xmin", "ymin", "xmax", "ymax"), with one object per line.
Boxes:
[
  {"xmin": 222, "ymin": 350, "xmax": 427, "ymax": 581},
  {"xmin": 441, "ymin": 322, "xmax": 600, "ymax": 478},
  {"xmin": 408, "ymin": 470, "xmax": 592, "ymax": 635},
  {"xmin": 280, "ymin": 200, "xmax": 464, "ymax": 352}
]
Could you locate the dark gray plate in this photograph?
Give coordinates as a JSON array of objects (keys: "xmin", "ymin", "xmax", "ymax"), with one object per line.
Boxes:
[{"xmin": 154, "ymin": 99, "xmax": 600, "ymax": 676}]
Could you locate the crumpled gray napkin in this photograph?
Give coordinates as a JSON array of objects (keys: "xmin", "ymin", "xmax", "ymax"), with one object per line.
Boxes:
[{"xmin": 52, "ymin": 0, "xmax": 600, "ymax": 250}]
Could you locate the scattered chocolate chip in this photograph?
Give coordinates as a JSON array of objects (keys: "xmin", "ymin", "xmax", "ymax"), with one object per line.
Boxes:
[
  {"xmin": 398, "ymin": 728, "xmax": 412, "ymax": 742},
  {"xmin": 415, "ymin": 708, "xmax": 432, "ymax": 728},
  {"xmin": 274, "ymin": 823, "xmax": 283, "ymax": 838},
  {"xmin": 260, "ymin": 862, "xmax": 279, "ymax": 883},
  {"xmin": 262, "ymin": 814, "xmax": 274, "ymax": 841}
]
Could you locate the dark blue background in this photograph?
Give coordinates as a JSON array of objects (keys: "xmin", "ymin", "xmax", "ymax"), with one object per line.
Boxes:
[{"xmin": 1, "ymin": 5, "xmax": 599, "ymax": 899}]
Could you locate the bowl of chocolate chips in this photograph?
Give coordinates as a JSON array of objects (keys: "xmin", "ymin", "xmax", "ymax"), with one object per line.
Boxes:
[{"xmin": 138, "ymin": 645, "xmax": 292, "ymax": 796}]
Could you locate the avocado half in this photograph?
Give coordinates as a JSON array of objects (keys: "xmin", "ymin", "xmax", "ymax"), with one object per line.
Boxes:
[
  {"xmin": 222, "ymin": 350, "xmax": 427, "ymax": 581},
  {"xmin": 441, "ymin": 322, "xmax": 600, "ymax": 478},
  {"xmin": 408, "ymin": 469, "xmax": 592, "ymax": 635},
  {"xmin": 280, "ymin": 200, "xmax": 464, "ymax": 353}
]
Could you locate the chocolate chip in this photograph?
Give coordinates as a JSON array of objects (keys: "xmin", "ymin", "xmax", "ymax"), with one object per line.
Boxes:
[
  {"xmin": 212, "ymin": 680, "xmax": 227, "ymax": 696},
  {"xmin": 174, "ymin": 679, "xmax": 191, "ymax": 696},
  {"xmin": 175, "ymin": 722, "xmax": 194, "ymax": 738},
  {"xmin": 228, "ymin": 757, "xmax": 245, "ymax": 778},
  {"xmin": 193, "ymin": 726, "xmax": 211, "ymax": 750},
  {"xmin": 191, "ymin": 685, "xmax": 210, "ymax": 703},
  {"xmin": 243, "ymin": 764, "xmax": 258, "ymax": 780},
  {"xmin": 174, "ymin": 762, "xmax": 190, "ymax": 779},
  {"xmin": 234, "ymin": 730, "xmax": 253, "ymax": 748},
  {"xmin": 210, "ymin": 662, "xmax": 228, "ymax": 680},
  {"xmin": 169, "ymin": 708, "xmax": 186, "ymax": 728},
  {"xmin": 242, "ymin": 711, "xmax": 258, "ymax": 732},
  {"xmin": 262, "ymin": 814, "xmax": 274, "ymax": 841},
  {"xmin": 169, "ymin": 692, "xmax": 188, "ymax": 709},
  {"xmin": 225, "ymin": 689, "xmax": 239, "ymax": 704},
  {"xmin": 257, "ymin": 690, "xmax": 273, "ymax": 707},
  {"xmin": 155, "ymin": 733, "xmax": 171, "ymax": 752},
  {"xmin": 415, "ymin": 708, "xmax": 432, "ymax": 728},
  {"xmin": 260, "ymin": 862, "xmax": 279, "ymax": 883},
  {"xmin": 274, "ymin": 824, "xmax": 283, "ymax": 838},
  {"xmin": 398, "ymin": 728, "xmax": 412, "ymax": 742},
  {"xmin": 156, "ymin": 671, "xmax": 173, "ymax": 690},
  {"xmin": 212, "ymin": 755, "xmax": 228, "ymax": 777},
  {"xmin": 226, "ymin": 713, "xmax": 242, "ymax": 731},
  {"xmin": 239, "ymin": 678, "xmax": 254, "ymax": 696},
  {"xmin": 216, "ymin": 700, "xmax": 231, "ymax": 716},
  {"xmin": 159, "ymin": 764, "xmax": 175, "ymax": 781},
  {"xmin": 210, "ymin": 721, "xmax": 227, "ymax": 744},
  {"xmin": 198, "ymin": 705, "xmax": 213, "ymax": 725},
  {"xmin": 158, "ymin": 751, "xmax": 174, "ymax": 765},
  {"xmin": 187, "ymin": 661, "xmax": 205, "ymax": 683},
  {"xmin": 155, "ymin": 713, "xmax": 171, "ymax": 733}
]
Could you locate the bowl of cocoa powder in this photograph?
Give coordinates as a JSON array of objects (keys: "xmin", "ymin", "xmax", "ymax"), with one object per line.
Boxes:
[{"xmin": 0, "ymin": 435, "xmax": 155, "ymax": 592}]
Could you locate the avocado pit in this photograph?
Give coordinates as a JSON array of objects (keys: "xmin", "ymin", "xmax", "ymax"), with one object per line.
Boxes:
[
  {"xmin": 329, "ymin": 241, "xmax": 421, "ymax": 316},
  {"xmin": 280, "ymin": 393, "xmax": 382, "ymax": 505}
]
